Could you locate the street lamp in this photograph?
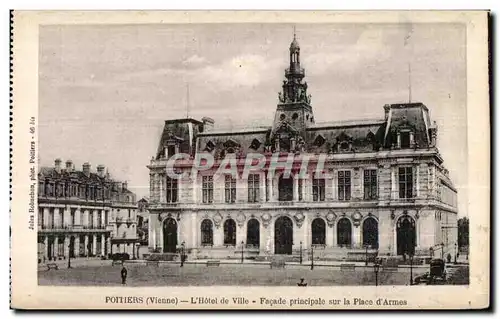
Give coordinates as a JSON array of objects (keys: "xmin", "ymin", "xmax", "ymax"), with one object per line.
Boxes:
[
  {"xmin": 241, "ymin": 241, "xmax": 244, "ymax": 264},
  {"xmin": 374, "ymin": 262, "xmax": 380, "ymax": 286},
  {"xmin": 409, "ymin": 253, "xmax": 414, "ymax": 286},
  {"xmin": 310, "ymin": 244, "xmax": 314, "ymax": 270},
  {"xmin": 180, "ymin": 241, "xmax": 185, "ymax": 267},
  {"xmin": 299, "ymin": 241, "xmax": 303, "ymax": 264},
  {"xmin": 441, "ymin": 243, "xmax": 444, "ymax": 259},
  {"xmin": 454, "ymin": 243, "xmax": 457, "ymax": 264},
  {"xmin": 365, "ymin": 244, "xmax": 369, "ymax": 266},
  {"xmin": 67, "ymin": 244, "xmax": 71, "ymax": 269}
]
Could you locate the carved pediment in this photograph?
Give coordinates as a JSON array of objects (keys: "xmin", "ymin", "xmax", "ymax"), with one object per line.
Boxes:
[
  {"xmin": 336, "ymin": 131, "xmax": 352, "ymax": 142},
  {"xmin": 223, "ymin": 138, "xmax": 240, "ymax": 149},
  {"xmin": 204, "ymin": 140, "xmax": 215, "ymax": 152}
]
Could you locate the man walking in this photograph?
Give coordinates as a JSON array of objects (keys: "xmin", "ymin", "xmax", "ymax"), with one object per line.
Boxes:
[{"xmin": 121, "ymin": 266, "xmax": 128, "ymax": 285}]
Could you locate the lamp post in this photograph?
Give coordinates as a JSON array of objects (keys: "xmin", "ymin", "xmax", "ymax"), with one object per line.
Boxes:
[
  {"xmin": 409, "ymin": 254, "xmax": 414, "ymax": 286},
  {"xmin": 241, "ymin": 241, "xmax": 244, "ymax": 264},
  {"xmin": 299, "ymin": 241, "xmax": 303, "ymax": 264},
  {"xmin": 454, "ymin": 243, "xmax": 457, "ymax": 264},
  {"xmin": 310, "ymin": 244, "xmax": 314, "ymax": 270},
  {"xmin": 374, "ymin": 262, "xmax": 380, "ymax": 286},
  {"xmin": 67, "ymin": 244, "xmax": 71, "ymax": 269},
  {"xmin": 365, "ymin": 244, "xmax": 369, "ymax": 266},
  {"xmin": 180, "ymin": 241, "xmax": 185, "ymax": 267},
  {"xmin": 441, "ymin": 243, "xmax": 444, "ymax": 259}
]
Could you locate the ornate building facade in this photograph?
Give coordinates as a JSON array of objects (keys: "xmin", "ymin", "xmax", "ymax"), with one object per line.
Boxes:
[
  {"xmin": 146, "ymin": 35, "xmax": 458, "ymax": 261},
  {"xmin": 37, "ymin": 159, "xmax": 139, "ymax": 262}
]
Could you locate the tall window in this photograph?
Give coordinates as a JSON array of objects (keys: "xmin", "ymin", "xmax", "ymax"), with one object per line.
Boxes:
[
  {"xmin": 248, "ymin": 174, "xmax": 260, "ymax": 203},
  {"xmin": 312, "ymin": 174, "xmax": 326, "ymax": 202},
  {"xmin": 166, "ymin": 176, "xmax": 178, "ymax": 203},
  {"xmin": 71, "ymin": 210, "xmax": 76, "ymax": 227},
  {"xmin": 338, "ymin": 171, "xmax": 351, "ymax": 201},
  {"xmin": 202, "ymin": 176, "xmax": 214, "ymax": 203},
  {"xmin": 225, "ymin": 175, "xmax": 236, "ymax": 203},
  {"xmin": 223, "ymin": 219, "xmax": 237, "ymax": 246},
  {"xmin": 311, "ymin": 218, "xmax": 326, "ymax": 245},
  {"xmin": 97, "ymin": 211, "xmax": 102, "ymax": 228},
  {"xmin": 363, "ymin": 169, "xmax": 378, "ymax": 200},
  {"xmin": 201, "ymin": 219, "xmax": 213, "ymax": 245},
  {"xmin": 400, "ymin": 132, "xmax": 410, "ymax": 148},
  {"xmin": 89, "ymin": 212, "xmax": 94, "ymax": 228},
  {"xmin": 38, "ymin": 208, "xmax": 43, "ymax": 227},
  {"xmin": 48, "ymin": 209, "xmax": 54, "ymax": 229},
  {"xmin": 59, "ymin": 210, "xmax": 64, "ymax": 228},
  {"xmin": 398, "ymin": 167, "xmax": 413, "ymax": 199},
  {"xmin": 298, "ymin": 179, "xmax": 303, "ymax": 201},
  {"xmin": 57, "ymin": 237, "xmax": 64, "ymax": 256}
]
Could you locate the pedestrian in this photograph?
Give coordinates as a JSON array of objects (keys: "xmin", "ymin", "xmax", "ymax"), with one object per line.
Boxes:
[{"xmin": 121, "ymin": 266, "xmax": 128, "ymax": 285}]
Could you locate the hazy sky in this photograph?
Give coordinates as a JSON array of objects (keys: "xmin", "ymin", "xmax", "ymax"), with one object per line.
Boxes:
[{"xmin": 39, "ymin": 23, "xmax": 467, "ymax": 215}]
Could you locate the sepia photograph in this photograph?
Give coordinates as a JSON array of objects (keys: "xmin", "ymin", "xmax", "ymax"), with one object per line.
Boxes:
[{"xmin": 10, "ymin": 10, "xmax": 489, "ymax": 309}]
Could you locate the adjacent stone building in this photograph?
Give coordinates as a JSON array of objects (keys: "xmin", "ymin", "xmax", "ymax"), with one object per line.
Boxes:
[
  {"xmin": 37, "ymin": 160, "xmax": 139, "ymax": 262},
  {"xmin": 146, "ymin": 35, "xmax": 458, "ymax": 261}
]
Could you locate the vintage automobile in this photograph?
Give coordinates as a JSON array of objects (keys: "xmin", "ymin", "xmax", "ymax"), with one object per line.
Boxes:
[{"xmin": 413, "ymin": 259, "xmax": 447, "ymax": 285}]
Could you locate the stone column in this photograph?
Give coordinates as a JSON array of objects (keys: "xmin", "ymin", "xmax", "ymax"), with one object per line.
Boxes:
[
  {"xmin": 101, "ymin": 234, "xmax": 106, "ymax": 256},
  {"xmin": 214, "ymin": 225, "xmax": 223, "ymax": 247},
  {"xmin": 75, "ymin": 209, "xmax": 81, "ymax": 226},
  {"xmin": 74, "ymin": 236, "xmax": 80, "ymax": 257},
  {"xmin": 259, "ymin": 172, "xmax": 266, "ymax": 202},
  {"xmin": 93, "ymin": 210, "xmax": 99, "ymax": 229},
  {"xmin": 54, "ymin": 236, "xmax": 59, "ymax": 258},
  {"xmin": 101, "ymin": 210, "xmax": 106, "ymax": 227},
  {"xmin": 293, "ymin": 175, "xmax": 299, "ymax": 201},
  {"xmin": 83, "ymin": 210, "xmax": 89, "ymax": 228},
  {"xmin": 391, "ymin": 166, "xmax": 397, "ymax": 200},
  {"xmin": 332, "ymin": 169, "xmax": 338, "ymax": 201},
  {"xmin": 267, "ymin": 174, "xmax": 273, "ymax": 202},
  {"xmin": 159, "ymin": 174, "xmax": 165, "ymax": 202},
  {"xmin": 416, "ymin": 165, "xmax": 420, "ymax": 197},
  {"xmin": 84, "ymin": 235, "xmax": 89, "ymax": 257},
  {"xmin": 54, "ymin": 208, "xmax": 60, "ymax": 228},
  {"xmin": 92, "ymin": 235, "xmax": 97, "ymax": 256},
  {"xmin": 44, "ymin": 236, "xmax": 48, "ymax": 261},
  {"xmin": 352, "ymin": 225, "xmax": 362, "ymax": 248},
  {"xmin": 191, "ymin": 212, "xmax": 198, "ymax": 251},
  {"xmin": 326, "ymin": 222, "xmax": 334, "ymax": 248},
  {"xmin": 64, "ymin": 236, "xmax": 69, "ymax": 258},
  {"xmin": 43, "ymin": 207, "xmax": 49, "ymax": 228}
]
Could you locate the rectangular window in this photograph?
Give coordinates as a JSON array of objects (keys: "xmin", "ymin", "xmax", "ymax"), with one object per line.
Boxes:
[
  {"xmin": 167, "ymin": 145, "xmax": 176, "ymax": 157},
  {"xmin": 248, "ymin": 174, "xmax": 260, "ymax": 203},
  {"xmin": 202, "ymin": 175, "xmax": 214, "ymax": 204},
  {"xmin": 59, "ymin": 210, "xmax": 64, "ymax": 228},
  {"xmin": 166, "ymin": 176, "xmax": 178, "ymax": 203},
  {"xmin": 58, "ymin": 238, "xmax": 64, "ymax": 256},
  {"xmin": 80, "ymin": 211, "xmax": 84, "ymax": 226},
  {"xmin": 400, "ymin": 132, "xmax": 410, "ymax": 148},
  {"xmin": 338, "ymin": 171, "xmax": 351, "ymax": 201},
  {"xmin": 38, "ymin": 208, "xmax": 43, "ymax": 227},
  {"xmin": 312, "ymin": 174, "xmax": 326, "ymax": 202},
  {"xmin": 398, "ymin": 167, "xmax": 413, "ymax": 199},
  {"xmin": 363, "ymin": 169, "xmax": 378, "ymax": 200},
  {"xmin": 97, "ymin": 211, "xmax": 102, "ymax": 228},
  {"xmin": 71, "ymin": 210, "xmax": 76, "ymax": 227},
  {"xmin": 89, "ymin": 212, "xmax": 94, "ymax": 228},
  {"xmin": 225, "ymin": 175, "xmax": 237, "ymax": 203}
]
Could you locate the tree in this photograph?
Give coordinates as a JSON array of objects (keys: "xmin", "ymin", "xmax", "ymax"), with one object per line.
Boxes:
[{"xmin": 457, "ymin": 217, "xmax": 469, "ymax": 248}]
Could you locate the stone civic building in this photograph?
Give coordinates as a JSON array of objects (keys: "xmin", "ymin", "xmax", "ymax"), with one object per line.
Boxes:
[
  {"xmin": 37, "ymin": 159, "xmax": 139, "ymax": 262},
  {"xmin": 147, "ymin": 35, "xmax": 458, "ymax": 261}
]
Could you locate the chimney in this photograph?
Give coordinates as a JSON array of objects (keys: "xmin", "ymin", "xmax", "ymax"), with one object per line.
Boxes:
[
  {"xmin": 123, "ymin": 182, "xmax": 128, "ymax": 191},
  {"xmin": 82, "ymin": 162, "xmax": 91, "ymax": 177},
  {"xmin": 97, "ymin": 165, "xmax": 105, "ymax": 178},
  {"xmin": 202, "ymin": 117, "xmax": 215, "ymax": 132},
  {"xmin": 116, "ymin": 182, "xmax": 123, "ymax": 192},
  {"xmin": 65, "ymin": 159, "xmax": 73, "ymax": 172},
  {"xmin": 383, "ymin": 104, "xmax": 391, "ymax": 121},
  {"xmin": 54, "ymin": 158, "xmax": 62, "ymax": 173}
]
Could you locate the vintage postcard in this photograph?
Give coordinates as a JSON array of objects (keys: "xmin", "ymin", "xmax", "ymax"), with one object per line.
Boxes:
[{"xmin": 10, "ymin": 11, "xmax": 490, "ymax": 309}]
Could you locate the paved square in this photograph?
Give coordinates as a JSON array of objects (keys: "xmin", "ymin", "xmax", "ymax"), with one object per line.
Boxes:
[{"xmin": 38, "ymin": 263, "xmax": 422, "ymax": 286}]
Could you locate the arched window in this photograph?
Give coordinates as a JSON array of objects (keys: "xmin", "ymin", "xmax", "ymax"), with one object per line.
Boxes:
[
  {"xmin": 337, "ymin": 218, "xmax": 352, "ymax": 247},
  {"xmin": 311, "ymin": 218, "xmax": 326, "ymax": 245},
  {"xmin": 246, "ymin": 219, "xmax": 260, "ymax": 248},
  {"xmin": 201, "ymin": 219, "xmax": 213, "ymax": 246},
  {"xmin": 362, "ymin": 217, "xmax": 379, "ymax": 249},
  {"xmin": 396, "ymin": 215, "xmax": 416, "ymax": 256},
  {"xmin": 223, "ymin": 219, "xmax": 236, "ymax": 246}
]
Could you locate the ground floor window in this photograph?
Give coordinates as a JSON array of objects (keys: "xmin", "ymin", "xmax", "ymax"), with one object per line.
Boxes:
[
  {"xmin": 224, "ymin": 219, "xmax": 237, "ymax": 246},
  {"xmin": 337, "ymin": 218, "xmax": 352, "ymax": 247},
  {"xmin": 311, "ymin": 218, "xmax": 326, "ymax": 245},
  {"xmin": 201, "ymin": 219, "xmax": 214, "ymax": 245}
]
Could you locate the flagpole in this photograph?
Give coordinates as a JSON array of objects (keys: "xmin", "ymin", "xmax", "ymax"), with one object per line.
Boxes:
[{"xmin": 408, "ymin": 62, "xmax": 412, "ymax": 103}]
